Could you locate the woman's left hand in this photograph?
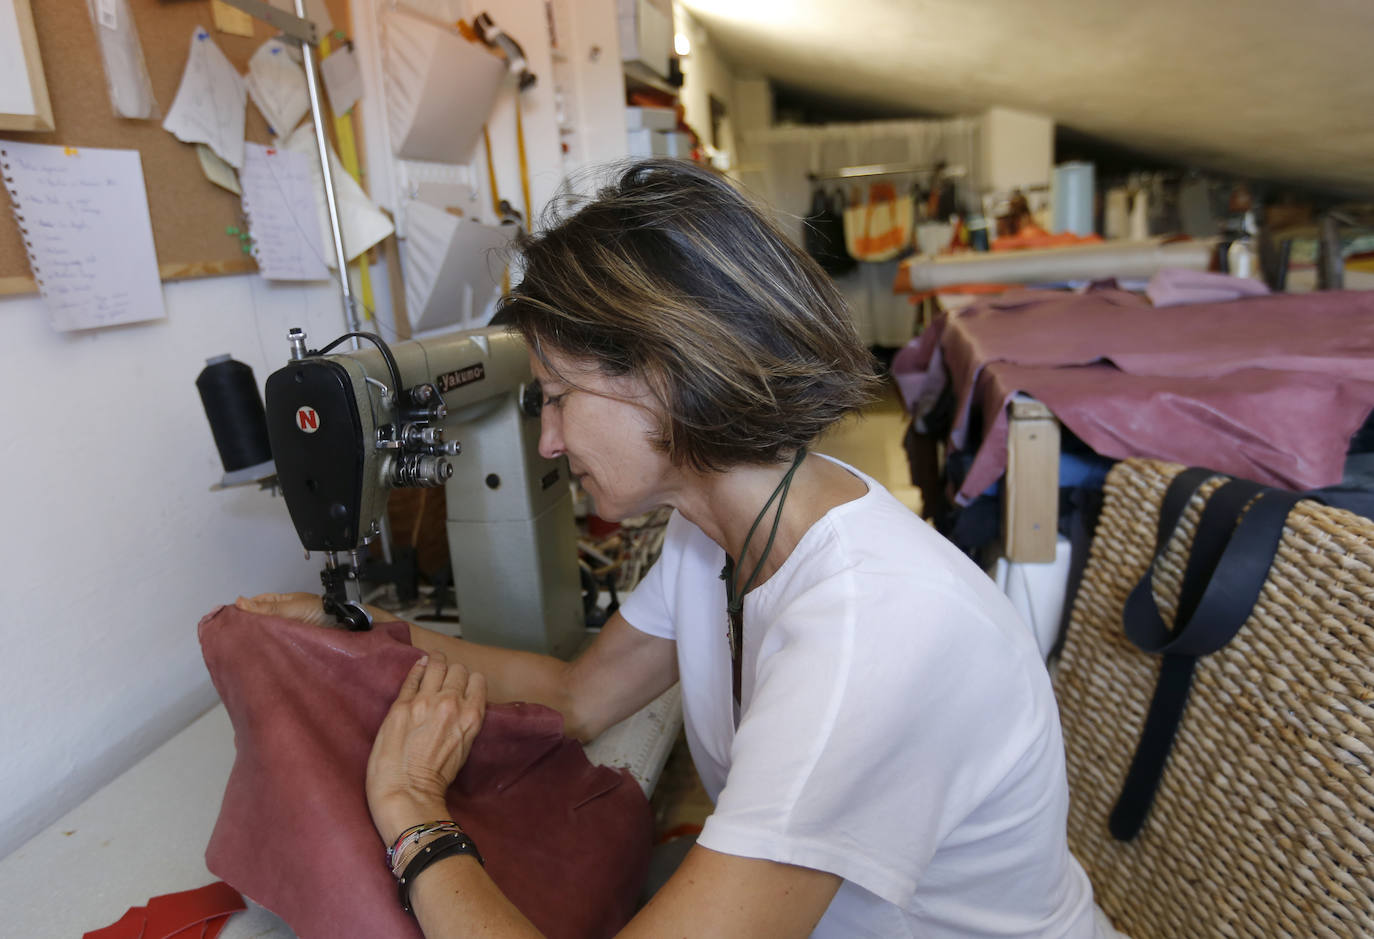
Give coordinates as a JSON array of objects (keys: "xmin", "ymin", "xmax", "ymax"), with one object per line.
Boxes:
[{"xmin": 366, "ymin": 651, "xmax": 488, "ymax": 845}]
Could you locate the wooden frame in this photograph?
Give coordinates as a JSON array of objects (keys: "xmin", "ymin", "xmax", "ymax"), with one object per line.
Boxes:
[
  {"xmin": 0, "ymin": 0, "xmax": 54, "ymax": 132},
  {"xmin": 1002, "ymin": 397, "xmax": 1061, "ymax": 563}
]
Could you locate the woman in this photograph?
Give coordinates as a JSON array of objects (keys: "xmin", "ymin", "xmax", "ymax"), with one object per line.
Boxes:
[{"xmin": 247, "ymin": 159, "xmax": 1099, "ymax": 937}]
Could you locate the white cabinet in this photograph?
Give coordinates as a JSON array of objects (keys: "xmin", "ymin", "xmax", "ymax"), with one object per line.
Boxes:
[{"xmin": 618, "ymin": 0, "xmax": 672, "ymax": 80}]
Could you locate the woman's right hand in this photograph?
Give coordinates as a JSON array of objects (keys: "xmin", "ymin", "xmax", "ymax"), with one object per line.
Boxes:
[
  {"xmin": 366, "ymin": 651, "xmax": 488, "ymax": 845},
  {"xmin": 235, "ymin": 592, "xmax": 401, "ymax": 627}
]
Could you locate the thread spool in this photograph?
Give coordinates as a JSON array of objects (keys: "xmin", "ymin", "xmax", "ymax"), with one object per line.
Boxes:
[
  {"xmin": 1052, "ymin": 161, "xmax": 1095, "ymax": 236},
  {"xmin": 197, "ymin": 355, "xmax": 274, "ymax": 487}
]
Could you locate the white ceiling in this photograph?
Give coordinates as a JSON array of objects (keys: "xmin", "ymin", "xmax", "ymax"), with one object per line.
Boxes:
[{"xmin": 679, "ymin": 0, "xmax": 1374, "ymax": 194}]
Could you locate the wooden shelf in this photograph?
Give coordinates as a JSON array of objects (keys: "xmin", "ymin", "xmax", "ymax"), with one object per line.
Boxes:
[{"xmin": 622, "ymin": 60, "xmax": 678, "ymax": 98}]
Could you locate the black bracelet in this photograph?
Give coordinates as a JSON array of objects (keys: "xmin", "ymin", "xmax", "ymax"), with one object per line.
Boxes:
[{"xmin": 396, "ymin": 831, "xmax": 485, "ymax": 914}]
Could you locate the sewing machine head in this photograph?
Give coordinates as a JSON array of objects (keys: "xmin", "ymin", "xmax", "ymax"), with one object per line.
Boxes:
[{"xmin": 263, "ymin": 326, "xmax": 584, "ymax": 656}]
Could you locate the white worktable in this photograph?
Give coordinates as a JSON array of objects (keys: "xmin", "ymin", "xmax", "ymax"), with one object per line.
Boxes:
[{"xmin": 0, "ymin": 685, "xmax": 681, "ymax": 938}]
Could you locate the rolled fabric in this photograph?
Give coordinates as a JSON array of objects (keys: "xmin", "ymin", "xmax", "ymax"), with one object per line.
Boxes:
[
  {"xmin": 899, "ymin": 238, "xmax": 1215, "ymax": 291},
  {"xmin": 199, "ymin": 605, "xmax": 652, "ymax": 939}
]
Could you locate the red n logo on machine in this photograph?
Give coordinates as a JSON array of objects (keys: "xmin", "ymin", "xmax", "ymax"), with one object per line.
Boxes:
[{"xmin": 296, "ymin": 406, "xmax": 320, "ymax": 433}]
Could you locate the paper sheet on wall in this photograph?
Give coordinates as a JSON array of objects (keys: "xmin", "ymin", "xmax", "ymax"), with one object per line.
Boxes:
[
  {"xmin": 239, "ymin": 143, "xmax": 330, "ymax": 281},
  {"xmin": 86, "ymin": 0, "xmax": 160, "ymax": 119},
  {"xmin": 197, "ymin": 143, "xmax": 240, "ymax": 194},
  {"xmin": 162, "ymin": 27, "xmax": 246, "ymax": 168},
  {"xmin": 246, "ymin": 38, "xmax": 308, "ymax": 137},
  {"xmin": 0, "ymin": 141, "xmax": 166, "ymax": 331},
  {"xmin": 281, "ymin": 123, "xmax": 393, "ymax": 266},
  {"xmin": 319, "ymin": 44, "xmax": 363, "ymax": 116}
]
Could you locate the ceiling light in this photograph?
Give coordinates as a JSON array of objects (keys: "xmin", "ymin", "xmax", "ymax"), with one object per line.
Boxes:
[{"xmin": 674, "ymin": 32, "xmax": 691, "ymax": 56}]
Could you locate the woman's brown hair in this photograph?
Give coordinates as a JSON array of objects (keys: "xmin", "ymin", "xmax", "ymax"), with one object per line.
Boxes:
[{"xmin": 501, "ymin": 159, "xmax": 882, "ymax": 473}]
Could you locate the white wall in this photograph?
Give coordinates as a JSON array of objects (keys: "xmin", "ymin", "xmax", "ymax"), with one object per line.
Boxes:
[
  {"xmin": 0, "ymin": 271, "xmax": 387, "ymax": 857},
  {"xmin": 549, "ymin": 0, "xmax": 629, "ymax": 179},
  {"xmin": 675, "ymin": 7, "xmax": 739, "ymax": 165}
]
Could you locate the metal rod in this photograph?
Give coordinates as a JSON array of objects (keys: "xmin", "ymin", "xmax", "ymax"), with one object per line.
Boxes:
[
  {"xmin": 295, "ymin": 0, "xmax": 361, "ymax": 346},
  {"xmin": 217, "ymin": 0, "xmax": 317, "ymax": 42}
]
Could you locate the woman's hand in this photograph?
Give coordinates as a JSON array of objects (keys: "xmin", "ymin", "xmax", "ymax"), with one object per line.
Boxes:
[
  {"xmin": 235, "ymin": 592, "xmax": 401, "ymax": 627},
  {"xmin": 366, "ymin": 651, "xmax": 488, "ymax": 844}
]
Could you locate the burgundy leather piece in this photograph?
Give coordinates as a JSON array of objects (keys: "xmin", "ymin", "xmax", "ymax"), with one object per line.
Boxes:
[{"xmin": 199, "ymin": 606, "xmax": 653, "ymax": 939}]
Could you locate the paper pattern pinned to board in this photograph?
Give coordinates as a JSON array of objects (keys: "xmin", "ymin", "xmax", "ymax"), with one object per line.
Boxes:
[
  {"xmin": 0, "ymin": 141, "xmax": 166, "ymax": 332},
  {"xmin": 319, "ymin": 44, "xmax": 363, "ymax": 116},
  {"xmin": 88, "ymin": 0, "xmax": 160, "ymax": 119},
  {"xmin": 162, "ymin": 27, "xmax": 246, "ymax": 168},
  {"xmin": 197, "ymin": 143, "xmax": 240, "ymax": 195},
  {"xmin": 246, "ymin": 39, "xmax": 308, "ymax": 137},
  {"xmin": 281, "ymin": 123, "xmax": 393, "ymax": 266},
  {"xmin": 239, "ymin": 143, "xmax": 330, "ymax": 282}
]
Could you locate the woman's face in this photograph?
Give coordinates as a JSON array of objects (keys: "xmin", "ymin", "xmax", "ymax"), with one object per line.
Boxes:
[{"xmin": 530, "ymin": 348, "xmax": 678, "ymax": 522}]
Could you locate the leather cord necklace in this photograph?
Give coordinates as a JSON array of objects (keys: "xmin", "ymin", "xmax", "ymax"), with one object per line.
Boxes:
[{"xmin": 720, "ymin": 447, "xmax": 807, "ymax": 725}]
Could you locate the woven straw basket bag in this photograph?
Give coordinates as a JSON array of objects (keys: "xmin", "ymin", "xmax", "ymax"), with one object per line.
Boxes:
[{"xmin": 1053, "ymin": 458, "xmax": 1374, "ymax": 938}]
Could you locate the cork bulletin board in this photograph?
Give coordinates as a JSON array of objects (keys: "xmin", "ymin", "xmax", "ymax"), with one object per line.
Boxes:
[{"xmin": 0, "ymin": 0, "xmax": 351, "ymax": 295}]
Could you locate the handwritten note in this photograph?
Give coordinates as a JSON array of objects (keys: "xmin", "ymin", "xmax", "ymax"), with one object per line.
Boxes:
[
  {"xmin": 162, "ymin": 27, "xmax": 246, "ymax": 168},
  {"xmin": 0, "ymin": 141, "xmax": 165, "ymax": 331},
  {"xmin": 239, "ymin": 143, "xmax": 329, "ymax": 282}
]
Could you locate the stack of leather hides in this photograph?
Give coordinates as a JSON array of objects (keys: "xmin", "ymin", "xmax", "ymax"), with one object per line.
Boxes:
[{"xmin": 199, "ymin": 606, "xmax": 653, "ymax": 938}]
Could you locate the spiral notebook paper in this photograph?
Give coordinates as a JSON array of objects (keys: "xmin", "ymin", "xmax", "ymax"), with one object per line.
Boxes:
[
  {"xmin": 238, "ymin": 142, "xmax": 329, "ymax": 282},
  {"xmin": 0, "ymin": 141, "xmax": 165, "ymax": 332}
]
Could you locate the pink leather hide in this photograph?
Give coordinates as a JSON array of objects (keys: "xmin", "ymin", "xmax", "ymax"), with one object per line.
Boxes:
[{"xmin": 893, "ymin": 288, "xmax": 1374, "ymax": 502}]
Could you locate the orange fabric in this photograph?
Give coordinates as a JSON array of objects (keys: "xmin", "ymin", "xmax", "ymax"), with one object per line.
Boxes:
[
  {"xmin": 992, "ymin": 225, "xmax": 1103, "ymax": 251},
  {"xmin": 844, "ymin": 183, "xmax": 913, "ymax": 262}
]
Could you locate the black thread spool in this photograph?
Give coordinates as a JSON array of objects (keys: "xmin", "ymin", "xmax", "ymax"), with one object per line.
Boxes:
[{"xmin": 197, "ymin": 355, "xmax": 273, "ymax": 481}]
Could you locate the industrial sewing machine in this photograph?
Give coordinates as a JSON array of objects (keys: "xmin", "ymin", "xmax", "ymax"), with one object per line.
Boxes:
[{"xmin": 262, "ymin": 325, "xmax": 585, "ymax": 659}]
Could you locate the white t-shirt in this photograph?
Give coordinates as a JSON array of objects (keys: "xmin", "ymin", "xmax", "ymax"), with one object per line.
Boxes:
[{"xmin": 620, "ymin": 456, "xmax": 1098, "ymax": 938}]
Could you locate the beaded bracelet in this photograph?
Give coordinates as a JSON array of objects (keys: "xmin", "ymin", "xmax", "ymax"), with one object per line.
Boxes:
[
  {"xmin": 396, "ymin": 831, "xmax": 485, "ymax": 914},
  {"xmin": 387, "ymin": 821, "xmax": 463, "ymax": 870}
]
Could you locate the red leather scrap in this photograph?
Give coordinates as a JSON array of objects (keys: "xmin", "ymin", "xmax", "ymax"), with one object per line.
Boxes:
[{"xmin": 83, "ymin": 881, "xmax": 244, "ymax": 939}]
